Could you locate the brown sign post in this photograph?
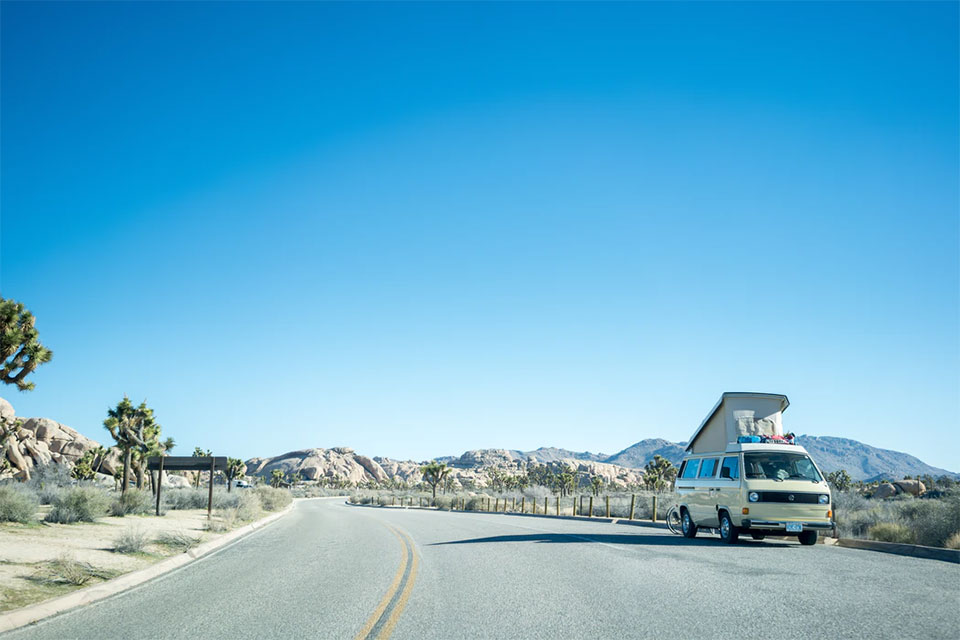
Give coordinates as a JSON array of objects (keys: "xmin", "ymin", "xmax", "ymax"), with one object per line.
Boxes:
[{"xmin": 147, "ymin": 456, "xmax": 228, "ymax": 518}]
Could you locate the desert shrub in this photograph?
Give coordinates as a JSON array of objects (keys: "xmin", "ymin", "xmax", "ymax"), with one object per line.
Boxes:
[
  {"xmin": 833, "ymin": 490, "xmax": 870, "ymax": 514},
  {"xmin": 30, "ymin": 555, "xmax": 114, "ymax": 586},
  {"xmin": 0, "ymin": 484, "xmax": 40, "ymax": 523},
  {"xmin": 25, "ymin": 462, "xmax": 73, "ymax": 492},
  {"xmin": 349, "ymin": 494, "xmax": 373, "ymax": 505},
  {"xmin": 945, "ymin": 532, "xmax": 960, "ymax": 550},
  {"xmin": 895, "ymin": 495, "xmax": 960, "ymax": 548},
  {"xmin": 433, "ymin": 495, "xmax": 455, "ymax": 510},
  {"xmin": 868, "ymin": 522, "xmax": 915, "ymax": 544},
  {"xmin": 254, "ymin": 486, "xmax": 291, "ymax": 511},
  {"xmin": 37, "ymin": 486, "xmax": 64, "ymax": 506},
  {"xmin": 465, "ymin": 495, "xmax": 492, "ymax": 511},
  {"xmin": 205, "ymin": 509, "xmax": 237, "ymax": 532},
  {"xmin": 162, "ymin": 488, "xmax": 239, "ymax": 511},
  {"xmin": 46, "ymin": 486, "xmax": 109, "ymax": 523},
  {"xmin": 113, "ymin": 527, "xmax": 150, "ymax": 553},
  {"xmin": 110, "ymin": 489, "xmax": 153, "ymax": 517},
  {"xmin": 155, "ymin": 530, "xmax": 201, "ymax": 552}
]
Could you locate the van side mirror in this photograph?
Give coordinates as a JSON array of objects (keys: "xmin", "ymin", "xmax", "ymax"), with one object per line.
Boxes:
[{"xmin": 720, "ymin": 467, "xmax": 732, "ymax": 479}]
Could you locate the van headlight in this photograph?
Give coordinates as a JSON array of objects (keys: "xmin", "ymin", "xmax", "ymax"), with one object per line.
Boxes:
[
  {"xmin": 748, "ymin": 492, "xmax": 759, "ymax": 502},
  {"xmin": 819, "ymin": 494, "xmax": 830, "ymax": 504}
]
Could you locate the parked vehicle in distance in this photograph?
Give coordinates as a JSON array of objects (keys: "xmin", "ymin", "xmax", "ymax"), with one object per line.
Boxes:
[
  {"xmin": 675, "ymin": 392, "xmax": 833, "ymax": 545},
  {"xmin": 235, "ymin": 480, "xmax": 252, "ymax": 489}
]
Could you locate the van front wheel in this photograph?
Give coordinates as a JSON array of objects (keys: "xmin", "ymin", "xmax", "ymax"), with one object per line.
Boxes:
[
  {"xmin": 798, "ymin": 530, "xmax": 818, "ymax": 546},
  {"xmin": 681, "ymin": 510, "xmax": 698, "ymax": 538},
  {"xmin": 719, "ymin": 512, "xmax": 739, "ymax": 544}
]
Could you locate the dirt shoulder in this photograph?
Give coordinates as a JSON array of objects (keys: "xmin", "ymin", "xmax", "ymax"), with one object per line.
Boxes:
[{"xmin": 1, "ymin": 508, "xmax": 224, "ymax": 613}]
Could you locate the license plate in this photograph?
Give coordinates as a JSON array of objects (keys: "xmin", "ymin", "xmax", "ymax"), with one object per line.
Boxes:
[{"xmin": 786, "ymin": 522, "xmax": 803, "ymax": 533}]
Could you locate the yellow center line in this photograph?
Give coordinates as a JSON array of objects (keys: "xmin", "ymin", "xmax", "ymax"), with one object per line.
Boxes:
[
  {"xmin": 353, "ymin": 525, "xmax": 408, "ymax": 640},
  {"xmin": 375, "ymin": 530, "xmax": 419, "ymax": 640}
]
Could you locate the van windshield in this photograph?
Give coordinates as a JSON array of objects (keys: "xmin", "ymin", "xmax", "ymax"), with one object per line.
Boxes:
[{"xmin": 743, "ymin": 452, "xmax": 822, "ymax": 482}]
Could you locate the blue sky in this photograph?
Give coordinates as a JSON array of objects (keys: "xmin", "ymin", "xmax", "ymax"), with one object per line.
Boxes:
[{"xmin": 2, "ymin": 2, "xmax": 957, "ymax": 470}]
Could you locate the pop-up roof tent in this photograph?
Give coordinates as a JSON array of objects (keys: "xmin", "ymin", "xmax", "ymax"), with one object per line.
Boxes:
[{"xmin": 686, "ymin": 392, "xmax": 790, "ymax": 454}]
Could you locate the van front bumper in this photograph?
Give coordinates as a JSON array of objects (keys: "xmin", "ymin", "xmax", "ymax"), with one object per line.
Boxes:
[{"xmin": 742, "ymin": 519, "xmax": 835, "ymax": 531}]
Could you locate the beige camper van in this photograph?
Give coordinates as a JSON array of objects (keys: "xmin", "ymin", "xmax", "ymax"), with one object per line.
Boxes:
[{"xmin": 674, "ymin": 392, "xmax": 834, "ymax": 545}]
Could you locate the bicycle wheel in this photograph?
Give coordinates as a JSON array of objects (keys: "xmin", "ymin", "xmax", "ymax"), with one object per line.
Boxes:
[{"xmin": 665, "ymin": 506, "xmax": 682, "ymax": 534}]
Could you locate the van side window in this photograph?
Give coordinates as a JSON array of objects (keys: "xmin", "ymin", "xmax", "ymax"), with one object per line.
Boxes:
[
  {"xmin": 720, "ymin": 456, "xmax": 739, "ymax": 480},
  {"xmin": 680, "ymin": 459, "xmax": 700, "ymax": 479},
  {"xmin": 697, "ymin": 458, "xmax": 718, "ymax": 478}
]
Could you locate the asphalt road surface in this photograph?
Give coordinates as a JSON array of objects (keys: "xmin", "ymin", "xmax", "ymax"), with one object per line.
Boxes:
[{"xmin": 4, "ymin": 498, "xmax": 959, "ymax": 640}]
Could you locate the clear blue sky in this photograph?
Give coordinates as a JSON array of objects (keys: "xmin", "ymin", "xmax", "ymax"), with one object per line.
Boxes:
[{"xmin": 1, "ymin": 2, "xmax": 957, "ymax": 470}]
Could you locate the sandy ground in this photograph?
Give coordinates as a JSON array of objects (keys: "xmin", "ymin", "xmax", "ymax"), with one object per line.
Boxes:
[{"xmin": 0, "ymin": 507, "xmax": 227, "ymax": 612}]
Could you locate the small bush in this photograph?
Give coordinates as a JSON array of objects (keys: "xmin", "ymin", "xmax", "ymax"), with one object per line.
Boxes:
[
  {"xmin": 113, "ymin": 527, "xmax": 149, "ymax": 553},
  {"xmin": 161, "ymin": 488, "xmax": 240, "ymax": 511},
  {"xmin": 37, "ymin": 486, "xmax": 64, "ymax": 506},
  {"xmin": 24, "ymin": 462, "xmax": 73, "ymax": 492},
  {"xmin": 945, "ymin": 532, "xmax": 960, "ymax": 550},
  {"xmin": 205, "ymin": 510, "xmax": 237, "ymax": 533},
  {"xmin": 30, "ymin": 555, "xmax": 114, "ymax": 586},
  {"xmin": 45, "ymin": 487, "xmax": 109, "ymax": 523},
  {"xmin": 254, "ymin": 486, "xmax": 291, "ymax": 511},
  {"xmin": 868, "ymin": 522, "xmax": 915, "ymax": 544},
  {"xmin": 0, "ymin": 484, "xmax": 40, "ymax": 523},
  {"xmin": 110, "ymin": 489, "xmax": 153, "ymax": 517},
  {"xmin": 155, "ymin": 530, "xmax": 201, "ymax": 553}
]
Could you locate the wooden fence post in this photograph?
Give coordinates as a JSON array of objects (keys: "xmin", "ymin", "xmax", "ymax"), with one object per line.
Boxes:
[
  {"xmin": 652, "ymin": 495, "xmax": 658, "ymax": 522},
  {"xmin": 606, "ymin": 495, "xmax": 610, "ymax": 518},
  {"xmin": 543, "ymin": 497, "xmax": 547, "ymax": 515},
  {"xmin": 495, "ymin": 498, "xmax": 500, "ymax": 512},
  {"xmin": 155, "ymin": 456, "xmax": 164, "ymax": 516},
  {"xmin": 572, "ymin": 496, "xmax": 576, "ymax": 516},
  {"xmin": 629, "ymin": 494, "xmax": 635, "ymax": 520},
  {"xmin": 521, "ymin": 497, "xmax": 525, "ymax": 513},
  {"xmin": 588, "ymin": 496, "xmax": 593, "ymax": 517},
  {"xmin": 555, "ymin": 496, "xmax": 559, "ymax": 516}
]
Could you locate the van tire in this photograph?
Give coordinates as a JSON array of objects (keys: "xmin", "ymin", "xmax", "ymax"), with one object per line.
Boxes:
[
  {"xmin": 681, "ymin": 509, "xmax": 698, "ymax": 538},
  {"xmin": 798, "ymin": 530, "xmax": 818, "ymax": 546},
  {"xmin": 719, "ymin": 511, "xmax": 739, "ymax": 544}
]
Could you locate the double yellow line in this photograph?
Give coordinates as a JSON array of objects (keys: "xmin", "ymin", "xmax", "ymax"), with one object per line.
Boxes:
[{"xmin": 354, "ymin": 524, "xmax": 419, "ymax": 640}]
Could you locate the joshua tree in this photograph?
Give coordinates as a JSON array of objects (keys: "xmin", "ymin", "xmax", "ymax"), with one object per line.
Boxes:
[
  {"xmin": 826, "ymin": 469, "xmax": 852, "ymax": 492},
  {"xmin": 104, "ymin": 396, "xmax": 156, "ymax": 496},
  {"xmin": 71, "ymin": 450, "xmax": 97, "ymax": 481},
  {"xmin": 420, "ymin": 461, "xmax": 451, "ymax": 502},
  {"xmin": 590, "ymin": 475, "xmax": 603, "ymax": 497},
  {"xmin": 270, "ymin": 469, "xmax": 285, "ymax": 488},
  {"xmin": 192, "ymin": 447, "xmax": 212, "ymax": 488},
  {"xmin": 0, "ymin": 297, "xmax": 53, "ymax": 392},
  {"xmin": 643, "ymin": 455, "xmax": 677, "ymax": 493},
  {"xmin": 486, "ymin": 467, "xmax": 508, "ymax": 493},
  {"xmin": 226, "ymin": 458, "xmax": 245, "ymax": 492}
]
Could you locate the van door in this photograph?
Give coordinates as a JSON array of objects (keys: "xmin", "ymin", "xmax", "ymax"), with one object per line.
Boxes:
[
  {"xmin": 716, "ymin": 455, "xmax": 741, "ymax": 525},
  {"xmin": 693, "ymin": 457, "xmax": 720, "ymax": 525},
  {"xmin": 675, "ymin": 458, "xmax": 700, "ymax": 518}
]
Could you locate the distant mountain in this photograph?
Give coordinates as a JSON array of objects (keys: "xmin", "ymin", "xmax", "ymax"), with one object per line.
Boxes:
[
  {"xmin": 795, "ymin": 435, "xmax": 958, "ymax": 482},
  {"xmin": 602, "ymin": 439, "xmax": 686, "ymax": 468},
  {"xmin": 598, "ymin": 435, "xmax": 957, "ymax": 482},
  {"xmin": 522, "ymin": 447, "xmax": 608, "ymax": 463}
]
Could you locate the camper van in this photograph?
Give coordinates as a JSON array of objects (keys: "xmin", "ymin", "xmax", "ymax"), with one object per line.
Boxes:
[{"xmin": 674, "ymin": 392, "xmax": 834, "ymax": 545}]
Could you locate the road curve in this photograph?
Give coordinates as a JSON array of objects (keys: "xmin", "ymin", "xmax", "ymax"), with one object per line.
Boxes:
[{"xmin": 3, "ymin": 499, "xmax": 958, "ymax": 640}]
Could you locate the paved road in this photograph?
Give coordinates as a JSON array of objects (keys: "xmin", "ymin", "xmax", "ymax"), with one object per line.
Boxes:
[{"xmin": 4, "ymin": 498, "xmax": 959, "ymax": 640}]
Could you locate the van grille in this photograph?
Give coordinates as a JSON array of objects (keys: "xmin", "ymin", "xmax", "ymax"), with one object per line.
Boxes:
[{"xmin": 758, "ymin": 491, "xmax": 821, "ymax": 504}]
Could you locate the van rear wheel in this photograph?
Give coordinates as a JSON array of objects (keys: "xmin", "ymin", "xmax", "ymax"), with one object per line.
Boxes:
[
  {"xmin": 798, "ymin": 530, "xmax": 818, "ymax": 546},
  {"xmin": 681, "ymin": 509, "xmax": 698, "ymax": 538},
  {"xmin": 719, "ymin": 512, "xmax": 739, "ymax": 544}
]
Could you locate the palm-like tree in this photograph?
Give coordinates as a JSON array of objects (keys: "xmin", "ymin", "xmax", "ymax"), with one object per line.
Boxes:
[
  {"xmin": 226, "ymin": 458, "xmax": 245, "ymax": 492},
  {"xmin": 420, "ymin": 461, "xmax": 451, "ymax": 502},
  {"xmin": 590, "ymin": 475, "xmax": 603, "ymax": 497},
  {"xmin": 104, "ymin": 396, "xmax": 156, "ymax": 496},
  {"xmin": 270, "ymin": 469, "xmax": 284, "ymax": 488}
]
